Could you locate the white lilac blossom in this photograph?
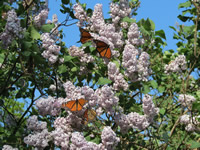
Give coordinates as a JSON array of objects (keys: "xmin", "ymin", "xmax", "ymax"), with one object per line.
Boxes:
[
  {"xmin": 180, "ymin": 115, "xmax": 200, "ymax": 132},
  {"xmin": 108, "ymin": 62, "xmax": 128, "ymax": 91},
  {"xmin": 164, "ymin": 55, "xmax": 187, "ymax": 74},
  {"xmin": 36, "ymin": 96, "xmax": 62, "ymax": 116},
  {"xmin": 51, "ymin": 117, "xmax": 72, "ymax": 149},
  {"xmin": 127, "ymin": 23, "xmax": 144, "ymax": 46},
  {"xmin": 27, "ymin": 115, "xmax": 47, "ymax": 131},
  {"xmin": 114, "ymin": 113, "xmax": 130, "ymax": 134},
  {"xmin": 24, "ymin": 129, "xmax": 51, "ymax": 148},
  {"xmin": 70, "ymin": 132, "xmax": 101, "ymax": 150},
  {"xmin": 69, "ymin": 46, "xmax": 94, "ymax": 63},
  {"xmin": 34, "ymin": 9, "xmax": 49, "ymax": 27},
  {"xmin": 122, "ymin": 42, "xmax": 151, "ymax": 82},
  {"xmin": 90, "ymin": 4, "xmax": 105, "ymax": 32},
  {"xmin": 95, "ymin": 85, "xmax": 119, "ymax": 114},
  {"xmin": 178, "ymin": 94, "xmax": 196, "ymax": 107},
  {"xmin": 41, "ymin": 33, "xmax": 61, "ymax": 64},
  {"xmin": 101, "ymin": 126, "xmax": 120, "ymax": 150},
  {"xmin": 110, "ymin": 0, "xmax": 131, "ymax": 24},
  {"xmin": 73, "ymin": 3, "xmax": 88, "ymax": 27},
  {"xmin": 142, "ymin": 94, "xmax": 159, "ymax": 122},
  {"xmin": 0, "ymin": 9, "xmax": 24, "ymax": 47},
  {"xmin": 2, "ymin": 145, "xmax": 18, "ymax": 150}
]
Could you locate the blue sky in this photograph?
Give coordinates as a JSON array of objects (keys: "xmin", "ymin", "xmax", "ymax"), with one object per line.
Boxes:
[{"xmin": 48, "ymin": 0, "xmax": 188, "ymax": 51}]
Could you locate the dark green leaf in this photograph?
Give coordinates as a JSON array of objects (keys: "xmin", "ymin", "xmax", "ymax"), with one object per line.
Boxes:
[
  {"xmin": 58, "ymin": 65, "xmax": 67, "ymax": 74},
  {"xmin": 150, "ymin": 80, "xmax": 158, "ymax": 89},
  {"xmin": 155, "ymin": 30, "xmax": 166, "ymax": 40},
  {"xmin": 41, "ymin": 24, "xmax": 55, "ymax": 33},
  {"xmin": 64, "ymin": 55, "xmax": 73, "ymax": 62},
  {"xmin": 61, "ymin": 0, "xmax": 70, "ymax": 5},
  {"xmin": 187, "ymin": 140, "xmax": 200, "ymax": 149},
  {"xmin": 158, "ymin": 86, "xmax": 165, "ymax": 93},
  {"xmin": 97, "ymin": 77, "xmax": 112, "ymax": 85},
  {"xmin": 160, "ymin": 108, "xmax": 166, "ymax": 115},
  {"xmin": 0, "ymin": 53, "xmax": 5, "ymax": 63}
]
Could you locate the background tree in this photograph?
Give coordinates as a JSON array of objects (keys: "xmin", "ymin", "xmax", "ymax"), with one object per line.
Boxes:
[{"xmin": 0, "ymin": 0, "xmax": 200, "ymax": 149}]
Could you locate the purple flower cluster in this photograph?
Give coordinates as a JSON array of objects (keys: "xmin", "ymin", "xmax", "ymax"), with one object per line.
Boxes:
[
  {"xmin": 108, "ymin": 62, "xmax": 128, "ymax": 91},
  {"xmin": 165, "ymin": 55, "xmax": 187, "ymax": 74},
  {"xmin": 180, "ymin": 114, "xmax": 200, "ymax": 132},
  {"xmin": 24, "ymin": 116, "xmax": 51, "ymax": 149},
  {"xmin": 178, "ymin": 94, "xmax": 196, "ymax": 107},
  {"xmin": 73, "ymin": 3, "xmax": 88, "ymax": 27},
  {"xmin": 51, "ymin": 117, "xmax": 72, "ymax": 149},
  {"xmin": 34, "ymin": 9, "xmax": 49, "ymax": 28},
  {"xmin": 36, "ymin": 96, "xmax": 62, "ymax": 116},
  {"xmin": 70, "ymin": 132, "xmax": 102, "ymax": 150},
  {"xmin": 41, "ymin": 33, "xmax": 61, "ymax": 64},
  {"xmin": 69, "ymin": 46, "xmax": 94, "ymax": 63},
  {"xmin": 0, "ymin": 9, "xmax": 24, "ymax": 48},
  {"xmin": 2, "ymin": 145, "xmax": 18, "ymax": 150},
  {"xmin": 142, "ymin": 94, "xmax": 159, "ymax": 122},
  {"xmin": 101, "ymin": 126, "xmax": 120, "ymax": 150},
  {"xmin": 95, "ymin": 85, "xmax": 119, "ymax": 114},
  {"xmin": 27, "ymin": 115, "xmax": 47, "ymax": 131},
  {"xmin": 122, "ymin": 41, "xmax": 150, "ymax": 82},
  {"xmin": 110, "ymin": 0, "xmax": 131, "ymax": 24}
]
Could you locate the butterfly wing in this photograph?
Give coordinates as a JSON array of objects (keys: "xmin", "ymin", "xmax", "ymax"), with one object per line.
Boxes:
[
  {"xmin": 83, "ymin": 109, "xmax": 96, "ymax": 124},
  {"xmin": 80, "ymin": 28, "xmax": 93, "ymax": 44},
  {"xmin": 62, "ymin": 100, "xmax": 77, "ymax": 111},
  {"xmin": 94, "ymin": 40, "xmax": 111, "ymax": 59},
  {"xmin": 77, "ymin": 98, "xmax": 88, "ymax": 111}
]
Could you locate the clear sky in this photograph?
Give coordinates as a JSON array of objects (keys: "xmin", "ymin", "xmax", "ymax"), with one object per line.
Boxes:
[{"xmin": 48, "ymin": 0, "xmax": 189, "ymax": 51}]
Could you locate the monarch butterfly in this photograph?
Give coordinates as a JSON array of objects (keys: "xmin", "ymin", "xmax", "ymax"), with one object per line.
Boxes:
[
  {"xmin": 93, "ymin": 40, "xmax": 112, "ymax": 59},
  {"xmin": 82, "ymin": 109, "xmax": 97, "ymax": 124},
  {"xmin": 62, "ymin": 99, "xmax": 88, "ymax": 111},
  {"xmin": 79, "ymin": 28, "xmax": 93, "ymax": 44}
]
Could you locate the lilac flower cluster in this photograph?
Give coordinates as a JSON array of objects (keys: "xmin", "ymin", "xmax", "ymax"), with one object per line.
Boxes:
[
  {"xmin": 108, "ymin": 62, "xmax": 128, "ymax": 91},
  {"xmin": 34, "ymin": 9, "xmax": 49, "ymax": 28},
  {"xmin": 0, "ymin": 9, "xmax": 24, "ymax": 48},
  {"xmin": 36, "ymin": 96, "xmax": 62, "ymax": 116},
  {"xmin": 101, "ymin": 126, "xmax": 120, "ymax": 150},
  {"xmin": 142, "ymin": 94, "xmax": 159, "ymax": 122},
  {"xmin": 27, "ymin": 115, "xmax": 47, "ymax": 131},
  {"xmin": 73, "ymin": 3, "xmax": 88, "ymax": 27},
  {"xmin": 180, "ymin": 114, "xmax": 200, "ymax": 132},
  {"xmin": 164, "ymin": 55, "xmax": 187, "ymax": 74},
  {"xmin": 69, "ymin": 46, "xmax": 94, "ymax": 63},
  {"xmin": 127, "ymin": 23, "xmax": 144, "ymax": 46},
  {"xmin": 51, "ymin": 117, "xmax": 72, "ymax": 149},
  {"xmin": 70, "ymin": 132, "xmax": 102, "ymax": 150},
  {"xmin": 178, "ymin": 94, "xmax": 196, "ymax": 107},
  {"xmin": 110, "ymin": 0, "xmax": 131, "ymax": 24},
  {"xmin": 122, "ymin": 42, "xmax": 150, "ymax": 82},
  {"xmin": 95, "ymin": 85, "xmax": 119, "ymax": 114},
  {"xmin": 24, "ymin": 116, "xmax": 51, "ymax": 149},
  {"xmin": 41, "ymin": 33, "xmax": 61, "ymax": 64},
  {"xmin": 2, "ymin": 145, "xmax": 18, "ymax": 150}
]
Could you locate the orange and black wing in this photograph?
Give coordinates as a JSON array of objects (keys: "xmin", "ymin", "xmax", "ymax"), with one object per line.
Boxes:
[
  {"xmin": 79, "ymin": 28, "xmax": 93, "ymax": 44},
  {"xmin": 94, "ymin": 40, "xmax": 111, "ymax": 59},
  {"xmin": 76, "ymin": 98, "xmax": 88, "ymax": 111},
  {"xmin": 62, "ymin": 100, "xmax": 77, "ymax": 111},
  {"xmin": 83, "ymin": 109, "xmax": 96, "ymax": 124}
]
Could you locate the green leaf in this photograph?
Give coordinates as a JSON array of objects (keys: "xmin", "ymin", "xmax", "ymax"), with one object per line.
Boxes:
[
  {"xmin": 64, "ymin": 55, "xmax": 73, "ymax": 62},
  {"xmin": 41, "ymin": 24, "xmax": 55, "ymax": 33},
  {"xmin": 187, "ymin": 140, "xmax": 200, "ymax": 149},
  {"xmin": 155, "ymin": 30, "xmax": 166, "ymax": 40},
  {"xmin": 143, "ymin": 85, "xmax": 150, "ymax": 94},
  {"xmin": 58, "ymin": 65, "xmax": 67, "ymax": 74},
  {"xmin": 30, "ymin": 26, "xmax": 40, "ymax": 40},
  {"xmin": 61, "ymin": 0, "xmax": 70, "ymax": 5},
  {"xmin": 160, "ymin": 108, "xmax": 166, "ymax": 115},
  {"xmin": 150, "ymin": 80, "xmax": 158, "ymax": 89},
  {"xmin": 97, "ymin": 77, "xmax": 112, "ymax": 85},
  {"xmin": 182, "ymin": 25, "xmax": 195, "ymax": 33},
  {"xmin": 122, "ymin": 16, "xmax": 136, "ymax": 23},
  {"xmin": 113, "ymin": 60, "xmax": 120, "ymax": 68},
  {"xmin": 147, "ymin": 18, "xmax": 155, "ymax": 30},
  {"xmin": 178, "ymin": 1, "xmax": 191, "ymax": 9},
  {"xmin": 71, "ymin": 67, "xmax": 77, "ymax": 72},
  {"xmin": 192, "ymin": 102, "xmax": 200, "ymax": 113},
  {"xmin": 162, "ymin": 132, "xmax": 169, "ymax": 143},
  {"xmin": 23, "ymin": 51, "xmax": 31, "ymax": 57},
  {"xmin": 0, "ymin": 53, "xmax": 5, "ymax": 63},
  {"xmin": 158, "ymin": 86, "xmax": 165, "ymax": 93}
]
